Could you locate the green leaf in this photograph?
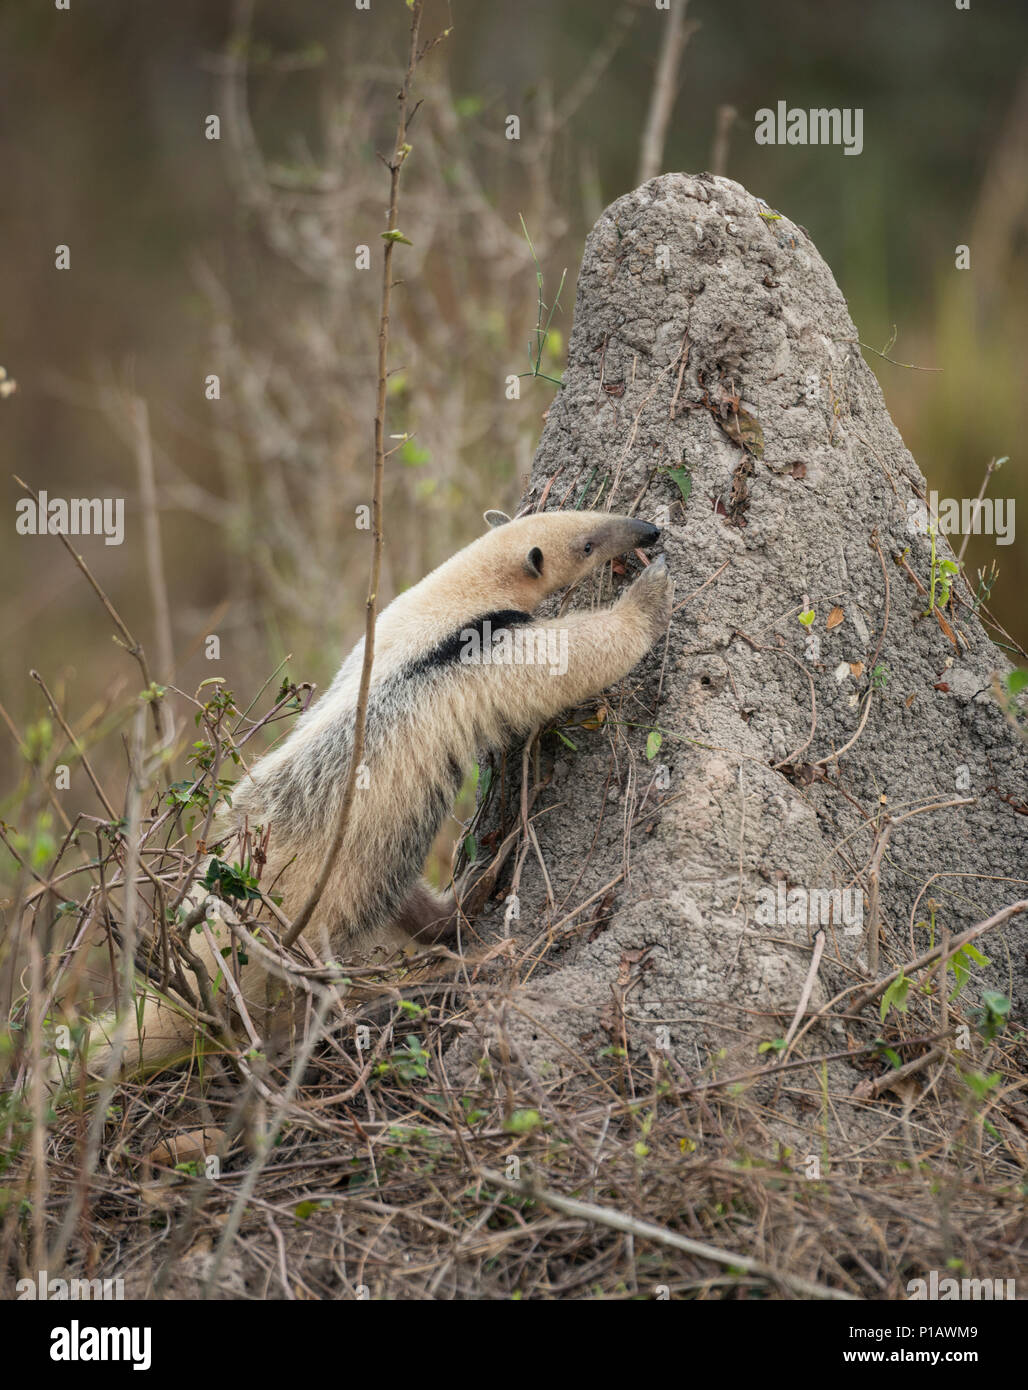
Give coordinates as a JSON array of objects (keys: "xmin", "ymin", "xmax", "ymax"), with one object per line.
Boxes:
[
  {"xmin": 165, "ymin": 779, "xmax": 197, "ymax": 806},
  {"xmin": 948, "ymin": 942, "xmax": 990, "ymax": 1000},
  {"xmin": 1006, "ymin": 668, "xmax": 1028, "ymax": 695},
  {"xmin": 666, "ymin": 466, "xmax": 692, "ymax": 502},
  {"xmin": 880, "ymin": 972, "xmax": 909, "ymax": 1022},
  {"xmin": 463, "ymin": 834, "xmax": 478, "ymax": 864},
  {"xmin": 977, "ymin": 990, "xmax": 1011, "ymax": 1041},
  {"xmin": 381, "ymin": 229, "xmax": 413, "ymax": 246},
  {"xmin": 982, "ymin": 990, "xmax": 1010, "ymax": 1017},
  {"xmin": 645, "ymin": 730, "xmax": 663, "ymax": 760},
  {"xmin": 294, "ymin": 1199, "xmax": 330, "ymax": 1220},
  {"xmin": 203, "ymin": 857, "xmax": 262, "ymax": 902},
  {"xmin": 504, "ymin": 1109, "xmax": 542, "ymax": 1134},
  {"xmin": 399, "ymin": 438, "xmax": 430, "ymax": 467},
  {"xmin": 963, "ymin": 1069, "xmax": 1001, "ymax": 1101},
  {"xmin": 798, "ymin": 608, "xmax": 815, "ymax": 627}
]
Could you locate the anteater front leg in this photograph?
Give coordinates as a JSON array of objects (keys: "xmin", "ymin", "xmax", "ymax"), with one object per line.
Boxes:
[
  {"xmin": 476, "ymin": 555, "xmax": 673, "ymax": 730},
  {"xmin": 394, "ymin": 559, "xmax": 672, "ymax": 948}
]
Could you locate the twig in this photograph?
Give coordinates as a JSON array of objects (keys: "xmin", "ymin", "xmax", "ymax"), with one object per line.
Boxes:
[
  {"xmin": 686, "ymin": 1032, "xmax": 950, "ymax": 1095},
  {"xmin": 478, "ymin": 1168, "xmax": 856, "ymax": 1300},
  {"xmin": 285, "ymin": 0, "xmax": 432, "ymax": 946},
  {"xmin": 809, "ymin": 689, "xmax": 874, "ymax": 769},
  {"xmin": 204, "ymin": 989, "xmax": 337, "ymax": 1294},
  {"xmin": 850, "ymin": 898, "xmax": 1028, "ymax": 1016},
  {"xmin": 956, "ymin": 456, "xmax": 1004, "ymax": 567},
  {"xmin": 836, "ymin": 337, "xmax": 942, "ymax": 372},
  {"xmin": 28, "ymin": 882, "xmax": 48, "ymax": 1271},
  {"xmin": 866, "ymin": 531, "xmax": 891, "ymax": 687},
  {"xmin": 13, "ymin": 475, "xmax": 167, "ymax": 742},
  {"xmin": 200, "ymin": 920, "xmax": 262, "ymax": 1053},
  {"xmin": 709, "ymin": 103, "xmax": 737, "ymax": 177},
  {"xmin": 864, "ymin": 798, "xmax": 975, "ymax": 974},
  {"xmin": 132, "ymin": 398, "xmax": 175, "ymax": 694},
  {"xmin": 30, "ymin": 670, "xmax": 117, "ymax": 820},
  {"xmin": 45, "ymin": 707, "xmax": 147, "ymax": 1276},
  {"xmin": 637, "ymin": 0, "xmax": 694, "ymax": 184},
  {"xmin": 782, "ymin": 927, "xmax": 825, "ymax": 1048},
  {"xmin": 672, "ymin": 557, "xmax": 729, "ymax": 613},
  {"xmin": 863, "ymin": 1046, "xmax": 945, "ymax": 1100}
]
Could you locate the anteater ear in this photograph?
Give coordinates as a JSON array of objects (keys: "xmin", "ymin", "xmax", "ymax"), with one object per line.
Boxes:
[
  {"xmin": 483, "ymin": 510, "xmax": 511, "ymax": 529},
  {"xmin": 523, "ymin": 546, "xmax": 544, "ymax": 578}
]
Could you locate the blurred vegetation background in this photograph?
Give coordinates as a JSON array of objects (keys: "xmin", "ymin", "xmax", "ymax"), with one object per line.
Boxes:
[{"xmin": 1, "ymin": 0, "xmax": 1026, "ymax": 841}]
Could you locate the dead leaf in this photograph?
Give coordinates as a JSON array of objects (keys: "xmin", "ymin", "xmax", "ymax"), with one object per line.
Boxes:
[
  {"xmin": 144, "ymin": 1127, "xmax": 226, "ymax": 1178},
  {"xmin": 849, "ymin": 661, "xmax": 864, "ymax": 679},
  {"xmin": 580, "ymin": 704, "xmax": 609, "ymax": 732},
  {"xmin": 934, "ymin": 608, "xmax": 958, "ymax": 647},
  {"xmin": 826, "ymin": 606, "xmax": 844, "ymax": 631},
  {"xmin": 881, "ymin": 1074, "xmax": 919, "ymax": 1103},
  {"xmin": 782, "ymin": 762, "xmax": 819, "ymax": 786},
  {"xmin": 723, "ymin": 407, "xmax": 765, "ymax": 458},
  {"xmin": 138, "ymin": 1183, "xmax": 178, "ymax": 1209}
]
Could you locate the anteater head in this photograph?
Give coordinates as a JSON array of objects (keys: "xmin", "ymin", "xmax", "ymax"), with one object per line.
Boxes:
[{"xmin": 480, "ymin": 508, "xmax": 661, "ymax": 607}]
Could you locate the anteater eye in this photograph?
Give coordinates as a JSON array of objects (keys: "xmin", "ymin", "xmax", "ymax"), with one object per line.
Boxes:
[{"xmin": 584, "ymin": 542, "xmax": 593, "ymax": 556}]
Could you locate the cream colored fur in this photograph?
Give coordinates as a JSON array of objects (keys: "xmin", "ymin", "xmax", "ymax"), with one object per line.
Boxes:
[{"xmin": 62, "ymin": 509, "xmax": 672, "ymax": 1081}]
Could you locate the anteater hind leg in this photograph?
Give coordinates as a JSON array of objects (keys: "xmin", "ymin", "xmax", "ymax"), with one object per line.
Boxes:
[{"xmin": 392, "ymin": 878, "xmax": 459, "ymax": 944}]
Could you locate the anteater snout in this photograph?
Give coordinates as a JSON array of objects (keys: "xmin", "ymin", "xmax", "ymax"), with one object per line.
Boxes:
[
  {"xmin": 593, "ymin": 514, "xmax": 661, "ymax": 559},
  {"xmin": 629, "ymin": 519, "xmax": 661, "ymax": 546}
]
